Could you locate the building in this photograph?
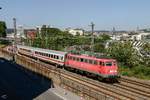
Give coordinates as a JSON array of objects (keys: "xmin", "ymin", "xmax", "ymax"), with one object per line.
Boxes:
[
  {"xmin": 24, "ymin": 29, "xmax": 37, "ymax": 39},
  {"xmin": 130, "ymin": 32, "xmax": 150, "ymax": 41},
  {"xmin": 66, "ymin": 28, "xmax": 84, "ymax": 36},
  {"xmin": 17, "ymin": 25, "xmax": 25, "ymax": 38},
  {"xmin": 6, "ymin": 28, "xmax": 14, "ymax": 38}
]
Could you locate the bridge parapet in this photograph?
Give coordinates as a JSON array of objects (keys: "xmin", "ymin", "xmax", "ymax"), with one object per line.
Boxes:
[{"xmin": 0, "ymin": 47, "xmax": 14, "ymax": 60}]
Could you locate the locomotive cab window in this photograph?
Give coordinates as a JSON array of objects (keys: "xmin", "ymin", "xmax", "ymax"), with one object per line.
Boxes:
[{"xmin": 105, "ymin": 62, "xmax": 112, "ymax": 66}]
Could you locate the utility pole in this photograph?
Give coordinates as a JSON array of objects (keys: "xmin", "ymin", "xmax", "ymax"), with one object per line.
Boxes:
[
  {"xmin": 13, "ymin": 18, "xmax": 17, "ymax": 43},
  {"xmin": 43, "ymin": 25, "xmax": 47, "ymax": 48},
  {"xmin": 112, "ymin": 27, "xmax": 116, "ymax": 40},
  {"xmin": 89, "ymin": 22, "xmax": 95, "ymax": 52}
]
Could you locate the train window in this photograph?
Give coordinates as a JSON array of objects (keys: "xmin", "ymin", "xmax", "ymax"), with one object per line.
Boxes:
[
  {"xmin": 70, "ymin": 56, "xmax": 72, "ymax": 60},
  {"xmin": 51, "ymin": 55, "xmax": 53, "ymax": 58},
  {"xmin": 102, "ymin": 62, "xmax": 105, "ymax": 66},
  {"xmin": 99, "ymin": 62, "xmax": 105, "ymax": 66},
  {"xmin": 56, "ymin": 56, "xmax": 59, "ymax": 59},
  {"xmin": 113, "ymin": 61, "xmax": 116, "ymax": 66},
  {"xmin": 89, "ymin": 60, "xmax": 93, "ymax": 64},
  {"xmin": 76, "ymin": 58, "xmax": 79, "ymax": 61},
  {"xmin": 73, "ymin": 57, "xmax": 76, "ymax": 61},
  {"xmin": 61, "ymin": 57, "xmax": 63, "ymax": 60},
  {"xmin": 99, "ymin": 61, "xmax": 102, "ymax": 65},
  {"xmin": 54, "ymin": 55, "xmax": 58, "ymax": 59},
  {"xmin": 94, "ymin": 60, "xmax": 97, "ymax": 65},
  {"xmin": 80, "ymin": 58, "xmax": 84, "ymax": 62},
  {"xmin": 54, "ymin": 55, "xmax": 56, "ymax": 59},
  {"xmin": 84, "ymin": 59, "xmax": 88, "ymax": 63}
]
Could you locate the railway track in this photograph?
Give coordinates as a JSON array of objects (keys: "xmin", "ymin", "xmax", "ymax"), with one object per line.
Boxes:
[
  {"xmin": 115, "ymin": 76, "xmax": 150, "ymax": 99},
  {"xmin": 60, "ymin": 69, "xmax": 150, "ymax": 100},
  {"xmin": 120, "ymin": 76, "xmax": 150, "ymax": 89},
  {"xmin": 14, "ymin": 54, "xmax": 150, "ymax": 100}
]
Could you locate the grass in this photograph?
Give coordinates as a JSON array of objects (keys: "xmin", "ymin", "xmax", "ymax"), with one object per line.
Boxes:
[
  {"xmin": 119, "ymin": 64, "xmax": 150, "ymax": 80},
  {"xmin": 0, "ymin": 44, "xmax": 6, "ymax": 48}
]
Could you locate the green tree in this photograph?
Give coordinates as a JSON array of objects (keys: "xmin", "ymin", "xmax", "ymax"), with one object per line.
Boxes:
[
  {"xmin": 141, "ymin": 43, "xmax": 150, "ymax": 67},
  {"xmin": 94, "ymin": 43, "xmax": 105, "ymax": 53},
  {"xmin": 107, "ymin": 41, "xmax": 140, "ymax": 67},
  {"xmin": 0, "ymin": 21, "xmax": 7, "ymax": 37},
  {"xmin": 99, "ymin": 34, "xmax": 111, "ymax": 42}
]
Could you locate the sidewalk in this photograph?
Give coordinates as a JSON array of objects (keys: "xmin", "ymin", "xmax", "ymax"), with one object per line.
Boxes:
[
  {"xmin": 50, "ymin": 86, "xmax": 81, "ymax": 100},
  {"xmin": 34, "ymin": 86, "xmax": 82, "ymax": 100}
]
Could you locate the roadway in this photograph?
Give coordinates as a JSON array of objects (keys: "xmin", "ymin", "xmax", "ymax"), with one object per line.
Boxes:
[{"xmin": 0, "ymin": 58, "xmax": 63, "ymax": 100}]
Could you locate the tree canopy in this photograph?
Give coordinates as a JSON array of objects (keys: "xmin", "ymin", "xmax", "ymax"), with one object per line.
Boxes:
[
  {"xmin": 107, "ymin": 41, "xmax": 140, "ymax": 67},
  {"xmin": 0, "ymin": 21, "xmax": 7, "ymax": 37}
]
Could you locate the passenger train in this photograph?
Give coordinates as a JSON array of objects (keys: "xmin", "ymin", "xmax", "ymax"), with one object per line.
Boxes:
[{"xmin": 9, "ymin": 45, "xmax": 119, "ymax": 81}]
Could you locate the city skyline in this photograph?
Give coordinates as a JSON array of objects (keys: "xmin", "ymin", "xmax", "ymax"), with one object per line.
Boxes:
[{"xmin": 1, "ymin": 0, "xmax": 150, "ymax": 30}]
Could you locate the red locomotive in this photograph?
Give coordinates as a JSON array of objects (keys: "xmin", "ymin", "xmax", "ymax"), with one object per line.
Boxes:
[
  {"xmin": 65, "ymin": 53, "xmax": 118, "ymax": 79},
  {"xmin": 15, "ymin": 45, "xmax": 119, "ymax": 80}
]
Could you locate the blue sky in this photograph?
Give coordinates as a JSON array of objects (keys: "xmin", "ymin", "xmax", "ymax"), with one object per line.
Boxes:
[{"xmin": 0, "ymin": 0, "xmax": 150, "ymax": 30}]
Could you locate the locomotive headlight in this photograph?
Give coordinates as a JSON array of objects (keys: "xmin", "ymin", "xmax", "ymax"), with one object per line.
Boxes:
[
  {"xmin": 110, "ymin": 70, "xmax": 113, "ymax": 72},
  {"xmin": 110, "ymin": 70, "xmax": 117, "ymax": 73}
]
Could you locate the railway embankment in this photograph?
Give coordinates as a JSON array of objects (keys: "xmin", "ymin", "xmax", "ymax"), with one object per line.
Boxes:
[{"xmin": 0, "ymin": 47, "xmax": 150, "ymax": 100}]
